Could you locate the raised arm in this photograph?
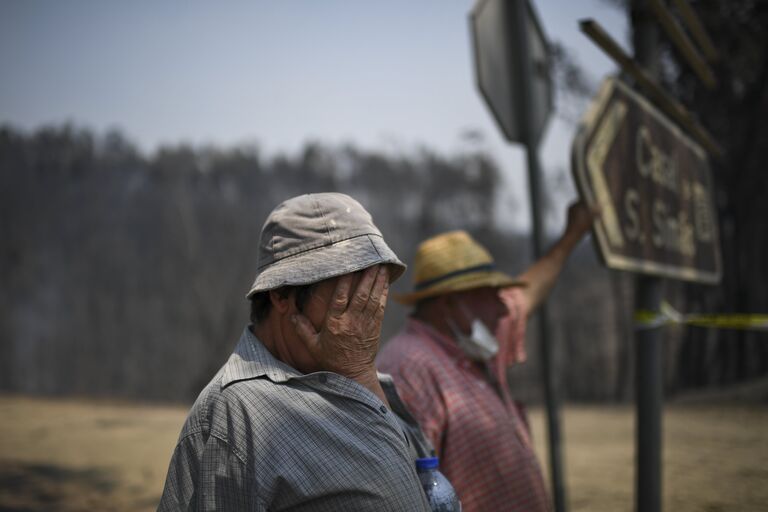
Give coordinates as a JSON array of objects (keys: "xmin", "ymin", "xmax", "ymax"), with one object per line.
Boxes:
[{"xmin": 517, "ymin": 201, "xmax": 596, "ymax": 317}]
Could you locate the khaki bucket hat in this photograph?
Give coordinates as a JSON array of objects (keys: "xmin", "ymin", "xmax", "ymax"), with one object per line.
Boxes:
[
  {"xmin": 394, "ymin": 230, "xmax": 525, "ymax": 305},
  {"xmin": 246, "ymin": 193, "xmax": 405, "ymax": 298}
]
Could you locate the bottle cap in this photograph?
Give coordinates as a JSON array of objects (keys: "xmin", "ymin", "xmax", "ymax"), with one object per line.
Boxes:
[{"xmin": 415, "ymin": 456, "xmax": 439, "ymax": 470}]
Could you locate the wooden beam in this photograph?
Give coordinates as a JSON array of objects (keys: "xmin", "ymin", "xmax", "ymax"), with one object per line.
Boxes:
[
  {"xmin": 671, "ymin": 0, "xmax": 720, "ymax": 63},
  {"xmin": 579, "ymin": 19, "xmax": 723, "ymax": 158},
  {"xmin": 649, "ymin": 0, "xmax": 716, "ymax": 89}
]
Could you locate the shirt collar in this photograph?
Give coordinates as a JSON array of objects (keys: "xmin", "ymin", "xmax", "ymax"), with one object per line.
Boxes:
[
  {"xmin": 220, "ymin": 327, "xmax": 391, "ymax": 416},
  {"xmin": 220, "ymin": 326, "xmax": 302, "ymax": 388},
  {"xmin": 406, "ymin": 317, "xmax": 469, "ymax": 362},
  {"xmin": 407, "ymin": 318, "xmax": 501, "ymax": 392}
]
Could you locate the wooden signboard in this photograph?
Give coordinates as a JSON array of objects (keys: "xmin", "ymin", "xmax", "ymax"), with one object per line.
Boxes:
[{"xmin": 572, "ymin": 76, "xmax": 721, "ymax": 283}]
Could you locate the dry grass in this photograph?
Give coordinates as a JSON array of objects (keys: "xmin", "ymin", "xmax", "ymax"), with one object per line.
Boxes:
[
  {"xmin": 1, "ymin": 394, "xmax": 766, "ymax": 511},
  {"xmin": 530, "ymin": 404, "xmax": 768, "ymax": 512},
  {"xmin": 0, "ymin": 395, "xmax": 186, "ymax": 512}
]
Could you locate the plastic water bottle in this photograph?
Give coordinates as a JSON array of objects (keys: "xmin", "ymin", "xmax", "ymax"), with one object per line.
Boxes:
[{"xmin": 415, "ymin": 457, "xmax": 462, "ymax": 512}]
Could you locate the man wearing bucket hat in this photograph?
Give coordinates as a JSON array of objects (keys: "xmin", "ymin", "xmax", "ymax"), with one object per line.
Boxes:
[
  {"xmin": 377, "ymin": 200, "xmax": 596, "ymax": 512},
  {"xmin": 159, "ymin": 193, "xmax": 432, "ymax": 511}
]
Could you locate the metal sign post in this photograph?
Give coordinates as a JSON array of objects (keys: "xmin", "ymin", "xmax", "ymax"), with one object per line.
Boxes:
[
  {"xmin": 633, "ymin": 4, "xmax": 663, "ymax": 510},
  {"xmin": 574, "ymin": 2, "xmax": 722, "ymax": 510},
  {"xmin": 572, "ymin": 73, "xmax": 723, "ymax": 512},
  {"xmin": 508, "ymin": 2, "xmax": 566, "ymax": 511},
  {"xmin": 571, "ymin": 66, "xmax": 722, "ymax": 507},
  {"xmin": 470, "ymin": 1, "xmax": 565, "ymax": 511}
]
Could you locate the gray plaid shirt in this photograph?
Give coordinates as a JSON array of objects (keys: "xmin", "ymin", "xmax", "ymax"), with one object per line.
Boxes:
[{"xmin": 158, "ymin": 327, "xmax": 431, "ymax": 511}]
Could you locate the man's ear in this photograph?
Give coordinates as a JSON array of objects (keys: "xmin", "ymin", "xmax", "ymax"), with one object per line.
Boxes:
[
  {"xmin": 440, "ymin": 293, "xmax": 457, "ymax": 312},
  {"xmin": 432, "ymin": 294, "xmax": 454, "ymax": 319},
  {"xmin": 269, "ymin": 289, "xmax": 294, "ymax": 314},
  {"xmin": 442, "ymin": 293, "xmax": 470, "ymax": 329}
]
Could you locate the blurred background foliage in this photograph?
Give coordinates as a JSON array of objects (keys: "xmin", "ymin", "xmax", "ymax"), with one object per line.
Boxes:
[{"xmin": 2, "ymin": 0, "xmax": 767, "ymax": 405}]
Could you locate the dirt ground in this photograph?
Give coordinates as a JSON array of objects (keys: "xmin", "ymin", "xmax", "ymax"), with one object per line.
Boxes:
[
  {"xmin": 1, "ymin": 394, "xmax": 766, "ymax": 511},
  {"xmin": 528, "ymin": 403, "xmax": 768, "ymax": 512}
]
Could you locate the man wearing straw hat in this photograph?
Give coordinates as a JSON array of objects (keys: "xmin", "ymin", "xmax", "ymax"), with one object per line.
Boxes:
[
  {"xmin": 159, "ymin": 193, "xmax": 431, "ymax": 511},
  {"xmin": 377, "ymin": 200, "xmax": 595, "ymax": 512}
]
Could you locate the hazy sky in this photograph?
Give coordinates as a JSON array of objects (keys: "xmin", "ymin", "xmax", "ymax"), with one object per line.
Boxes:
[{"xmin": 0, "ymin": 0, "xmax": 627, "ymax": 230}]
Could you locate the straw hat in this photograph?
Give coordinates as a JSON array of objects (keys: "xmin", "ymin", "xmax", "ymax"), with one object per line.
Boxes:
[{"xmin": 394, "ymin": 230, "xmax": 525, "ymax": 305}]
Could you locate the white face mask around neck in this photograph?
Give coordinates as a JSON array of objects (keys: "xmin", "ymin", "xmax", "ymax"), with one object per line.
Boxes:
[{"xmin": 446, "ymin": 301, "xmax": 499, "ymax": 362}]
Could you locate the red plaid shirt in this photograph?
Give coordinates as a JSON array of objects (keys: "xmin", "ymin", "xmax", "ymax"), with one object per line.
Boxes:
[{"xmin": 377, "ymin": 288, "xmax": 550, "ymax": 512}]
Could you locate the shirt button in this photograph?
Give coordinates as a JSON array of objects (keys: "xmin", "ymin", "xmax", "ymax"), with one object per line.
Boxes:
[
  {"xmin": 318, "ymin": 374, "xmax": 328, "ymax": 384},
  {"xmin": 379, "ymin": 405, "xmax": 387, "ymax": 414}
]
